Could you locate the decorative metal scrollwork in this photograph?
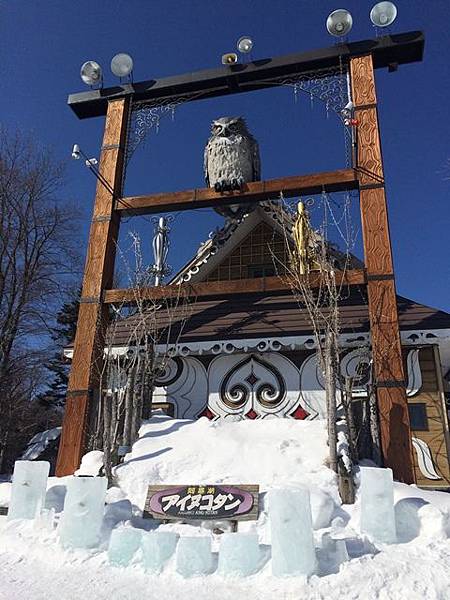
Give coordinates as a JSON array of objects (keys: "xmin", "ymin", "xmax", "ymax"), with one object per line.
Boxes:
[
  {"xmin": 270, "ymin": 65, "xmax": 349, "ymax": 116},
  {"xmin": 125, "ymin": 92, "xmax": 203, "ymax": 166}
]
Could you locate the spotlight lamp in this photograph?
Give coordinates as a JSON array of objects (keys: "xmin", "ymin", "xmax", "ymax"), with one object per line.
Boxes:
[
  {"xmin": 71, "ymin": 144, "xmax": 81, "ymax": 160},
  {"xmin": 370, "ymin": 2, "xmax": 398, "ymax": 28},
  {"xmin": 222, "ymin": 53, "xmax": 238, "ymax": 65},
  {"xmin": 326, "ymin": 9, "xmax": 353, "ymax": 37},
  {"xmin": 110, "ymin": 53, "xmax": 134, "ymax": 79},
  {"xmin": 71, "ymin": 143, "xmax": 113, "ymax": 194},
  {"xmin": 237, "ymin": 36, "xmax": 253, "ymax": 54},
  {"xmin": 80, "ymin": 60, "xmax": 103, "ymax": 86}
]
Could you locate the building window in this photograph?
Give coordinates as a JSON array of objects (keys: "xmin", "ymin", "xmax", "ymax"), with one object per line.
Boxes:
[
  {"xmin": 248, "ymin": 264, "xmax": 276, "ymax": 278},
  {"xmin": 408, "ymin": 403, "xmax": 429, "ymax": 430}
]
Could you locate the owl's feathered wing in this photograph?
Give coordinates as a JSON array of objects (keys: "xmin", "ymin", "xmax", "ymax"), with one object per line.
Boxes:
[{"xmin": 204, "ymin": 142, "xmax": 210, "ymax": 187}]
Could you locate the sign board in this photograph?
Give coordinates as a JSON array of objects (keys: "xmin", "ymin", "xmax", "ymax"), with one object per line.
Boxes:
[{"xmin": 144, "ymin": 484, "xmax": 259, "ymax": 521}]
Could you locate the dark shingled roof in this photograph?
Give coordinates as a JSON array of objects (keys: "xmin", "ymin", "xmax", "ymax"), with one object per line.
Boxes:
[{"xmin": 108, "ymin": 287, "xmax": 450, "ymax": 346}]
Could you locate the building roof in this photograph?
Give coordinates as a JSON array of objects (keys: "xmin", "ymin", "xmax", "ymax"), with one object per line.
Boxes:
[{"xmin": 108, "ymin": 287, "xmax": 450, "ymax": 347}]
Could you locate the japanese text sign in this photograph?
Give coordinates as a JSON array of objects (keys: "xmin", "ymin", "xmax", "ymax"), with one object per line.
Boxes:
[{"xmin": 144, "ymin": 484, "xmax": 259, "ymax": 521}]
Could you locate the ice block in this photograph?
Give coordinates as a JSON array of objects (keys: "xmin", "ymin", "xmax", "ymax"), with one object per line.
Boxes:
[
  {"xmin": 8, "ymin": 460, "xmax": 50, "ymax": 521},
  {"xmin": 360, "ymin": 467, "xmax": 396, "ymax": 544},
  {"xmin": 58, "ymin": 476, "xmax": 107, "ymax": 549},
  {"xmin": 269, "ymin": 488, "xmax": 317, "ymax": 577},
  {"xmin": 108, "ymin": 527, "xmax": 142, "ymax": 566},
  {"xmin": 176, "ymin": 536, "xmax": 213, "ymax": 577},
  {"xmin": 218, "ymin": 532, "xmax": 260, "ymax": 576},
  {"xmin": 141, "ymin": 530, "xmax": 179, "ymax": 573}
]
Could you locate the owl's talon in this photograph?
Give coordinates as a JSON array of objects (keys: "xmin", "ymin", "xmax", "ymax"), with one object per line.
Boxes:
[{"xmin": 214, "ymin": 182, "xmax": 222, "ymax": 193}]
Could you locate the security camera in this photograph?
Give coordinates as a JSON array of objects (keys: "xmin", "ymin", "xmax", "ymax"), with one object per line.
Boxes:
[{"xmin": 71, "ymin": 144, "xmax": 81, "ymax": 160}]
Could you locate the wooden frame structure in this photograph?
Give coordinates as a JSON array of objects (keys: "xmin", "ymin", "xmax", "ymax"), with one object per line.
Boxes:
[{"xmin": 56, "ymin": 32, "xmax": 424, "ymax": 482}]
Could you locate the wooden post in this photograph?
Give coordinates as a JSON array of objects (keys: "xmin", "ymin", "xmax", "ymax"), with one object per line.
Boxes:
[
  {"xmin": 56, "ymin": 97, "xmax": 131, "ymax": 476},
  {"xmin": 350, "ymin": 55, "xmax": 414, "ymax": 483}
]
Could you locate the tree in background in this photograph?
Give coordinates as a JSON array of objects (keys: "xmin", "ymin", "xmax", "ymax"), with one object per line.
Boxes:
[
  {"xmin": 38, "ymin": 289, "xmax": 80, "ymax": 410},
  {"xmin": 0, "ymin": 128, "xmax": 80, "ymax": 472}
]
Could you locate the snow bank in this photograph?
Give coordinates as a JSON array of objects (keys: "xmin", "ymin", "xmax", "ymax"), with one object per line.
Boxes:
[
  {"xmin": 0, "ymin": 414, "xmax": 449, "ymax": 600},
  {"xmin": 116, "ymin": 414, "xmax": 337, "ymax": 506}
]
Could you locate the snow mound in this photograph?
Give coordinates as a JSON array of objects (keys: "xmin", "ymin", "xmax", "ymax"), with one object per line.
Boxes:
[
  {"xmin": 75, "ymin": 450, "xmax": 104, "ymax": 476},
  {"xmin": 116, "ymin": 415, "xmax": 336, "ymax": 506},
  {"xmin": 1, "ymin": 414, "xmax": 450, "ymax": 600}
]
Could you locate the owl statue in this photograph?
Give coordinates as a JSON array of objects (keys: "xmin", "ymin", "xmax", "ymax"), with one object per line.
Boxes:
[{"xmin": 204, "ymin": 116, "xmax": 261, "ymax": 218}]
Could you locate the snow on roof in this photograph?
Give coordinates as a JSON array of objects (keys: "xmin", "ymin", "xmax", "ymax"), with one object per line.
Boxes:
[{"xmin": 21, "ymin": 427, "xmax": 61, "ymax": 461}]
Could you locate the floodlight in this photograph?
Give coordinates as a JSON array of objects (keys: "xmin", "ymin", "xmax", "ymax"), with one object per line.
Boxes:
[
  {"xmin": 111, "ymin": 53, "xmax": 134, "ymax": 78},
  {"xmin": 80, "ymin": 60, "xmax": 102, "ymax": 86},
  {"xmin": 222, "ymin": 53, "xmax": 238, "ymax": 65},
  {"xmin": 71, "ymin": 144, "xmax": 81, "ymax": 160},
  {"xmin": 237, "ymin": 36, "xmax": 253, "ymax": 54},
  {"xmin": 326, "ymin": 9, "xmax": 353, "ymax": 37},
  {"xmin": 370, "ymin": 2, "xmax": 397, "ymax": 27},
  {"xmin": 341, "ymin": 100, "xmax": 354, "ymax": 118}
]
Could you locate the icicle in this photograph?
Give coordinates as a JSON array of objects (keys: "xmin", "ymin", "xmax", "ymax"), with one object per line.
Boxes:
[
  {"xmin": 326, "ymin": 100, "xmax": 330, "ymax": 119},
  {"xmin": 310, "ymin": 91, "xmax": 314, "ymax": 109},
  {"xmin": 171, "ymin": 106, "xmax": 176, "ymax": 121},
  {"xmin": 293, "ymin": 84, "xmax": 298, "ymax": 104}
]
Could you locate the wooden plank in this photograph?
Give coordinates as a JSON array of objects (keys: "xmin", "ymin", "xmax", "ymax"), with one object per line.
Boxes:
[
  {"xmin": 116, "ymin": 169, "xmax": 359, "ymax": 216},
  {"xmin": 103, "ymin": 269, "xmax": 367, "ymax": 305},
  {"xmin": 68, "ymin": 31, "xmax": 424, "ymax": 119},
  {"xmin": 351, "ymin": 54, "xmax": 414, "ymax": 483},
  {"xmin": 56, "ymin": 97, "xmax": 131, "ymax": 477}
]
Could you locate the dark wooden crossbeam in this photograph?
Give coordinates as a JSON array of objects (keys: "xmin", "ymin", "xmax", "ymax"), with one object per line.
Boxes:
[
  {"xmin": 103, "ymin": 270, "xmax": 367, "ymax": 305},
  {"xmin": 116, "ymin": 169, "xmax": 358, "ymax": 216},
  {"xmin": 68, "ymin": 31, "xmax": 424, "ymax": 119}
]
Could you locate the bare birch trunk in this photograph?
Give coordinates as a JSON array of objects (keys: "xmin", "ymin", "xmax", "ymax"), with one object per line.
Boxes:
[
  {"xmin": 344, "ymin": 376, "xmax": 358, "ymax": 461},
  {"xmin": 325, "ymin": 332, "xmax": 338, "ymax": 473},
  {"xmin": 130, "ymin": 356, "xmax": 144, "ymax": 444},
  {"xmin": 360, "ymin": 393, "xmax": 372, "ymax": 459},
  {"xmin": 103, "ymin": 392, "xmax": 113, "ymax": 482},
  {"xmin": 122, "ymin": 364, "xmax": 135, "ymax": 449},
  {"xmin": 368, "ymin": 384, "xmax": 382, "ymax": 466},
  {"xmin": 110, "ymin": 388, "xmax": 118, "ymax": 469}
]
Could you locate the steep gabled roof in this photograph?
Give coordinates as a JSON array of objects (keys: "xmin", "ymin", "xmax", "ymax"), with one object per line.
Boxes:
[{"xmin": 171, "ymin": 201, "xmax": 362, "ymax": 284}]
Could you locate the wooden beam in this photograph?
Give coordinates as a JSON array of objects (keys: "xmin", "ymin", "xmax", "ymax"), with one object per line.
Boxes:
[
  {"xmin": 68, "ymin": 32, "xmax": 424, "ymax": 119},
  {"xmin": 103, "ymin": 270, "xmax": 367, "ymax": 305},
  {"xmin": 116, "ymin": 169, "xmax": 359, "ymax": 216},
  {"xmin": 56, "ymin": 97, "xmax": 131, "ymax": 476},
  {"xmin": 351, "ymin": 55, "xmax": 414, "ymax": 483}
]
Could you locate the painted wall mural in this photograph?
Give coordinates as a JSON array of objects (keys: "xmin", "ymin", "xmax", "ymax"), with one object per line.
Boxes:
[
  {"xmin": 207, "ymin": 353, "xmax": 308, "ymax": 421},
  {"xmin": 153, "ymin": 348, "xmax": 377, "ymax": 422},
  {"xmin": 152, "ymin": 347, "xmax": 444, "ymax": 482}
]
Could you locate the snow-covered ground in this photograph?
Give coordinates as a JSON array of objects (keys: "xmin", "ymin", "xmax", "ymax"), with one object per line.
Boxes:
[{"xmin": 1, "ymin": 414, "xmax": 449, "ymax": 600}]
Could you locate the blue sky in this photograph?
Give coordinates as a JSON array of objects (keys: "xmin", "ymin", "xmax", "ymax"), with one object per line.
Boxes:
[{"xmin": 1, "ymin": 0, "xmax": 449, "ymax": 311}]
